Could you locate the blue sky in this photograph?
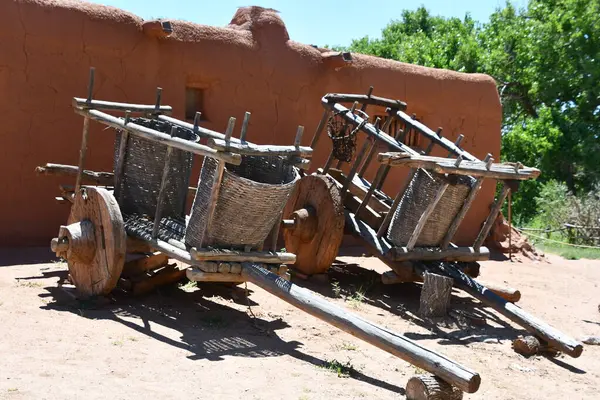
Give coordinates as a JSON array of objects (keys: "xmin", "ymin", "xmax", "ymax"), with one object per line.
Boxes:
[{"xmin": 86, "ymin": 0, "xmax": 528, "ymax": 47}]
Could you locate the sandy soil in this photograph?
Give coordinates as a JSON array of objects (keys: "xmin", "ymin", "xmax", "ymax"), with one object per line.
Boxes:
[{"xmin": 0, "ymin": 247, "xmax": 599, "ymax": 400}]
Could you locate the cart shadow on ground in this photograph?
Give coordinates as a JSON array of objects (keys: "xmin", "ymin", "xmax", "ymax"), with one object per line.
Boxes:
[
  {"xmin": 299, "ymin": 258, "xmax": 528, "ymax": 346},
  {"xmin": 28, "ymin": 267, "xmax": 405, "ymax": 395}
]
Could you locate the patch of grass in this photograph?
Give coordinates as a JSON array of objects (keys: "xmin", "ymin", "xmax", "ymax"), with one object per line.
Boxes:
[
  {"xmin": 111, "ymin": 340, "xmax": 123, "ymax": 346},
  {"xmin": 331, "ymin": 281, "xmax": 342, "ymax": 298},
  {"xmin": 128, "ymin": 336, "xmax": 139, "ymax": 342},
  {"xmin": 15, "ymin": 280, "xmax": 41, "ymax": 288},
  {"xmin": 533, "ymin": 241, "xmax": 600, "ymax": 260},
  {"xmin": 347, "ymin": 286, "xmax": 366, "ymax": 309},
  {"xmin": 179, "ymin": 280, "xmax": 198, "ymax": 292},
  {"xmin": 7, "ymin": 388, "xmax": 18, "ymax": 392},
  {"xmin": 333, "ymin": 341, "xmax": 358, "ymax": 351},
  {"xmin": 320, "ymin": 359, "xmax": 357, "ymax": 378}
]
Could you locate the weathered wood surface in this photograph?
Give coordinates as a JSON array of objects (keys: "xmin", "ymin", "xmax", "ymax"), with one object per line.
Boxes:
[
  {"xmin": 377, "ymin": 152, "xmax": 540, "ymax": 180},
  {"xmin": 74, "ymin": 108, "xmax": 242, "ymax": 165},
  {"xmin": 241, "ymin": 262, "xmax": 480, "ymax": 393},
  {"xmin": 512, "ymin": 336, "xmax": 541, "ymax": 357},
  {"xmin": 283, "ymin": 175, "xmax": 345, "ymax": 275},
  {"xmin": 73, "ymin": 97, "xmax": 173, "ymax": 114},
  {"xmin": 62, "ymin": 187, "xmax": 126, "ymax": 298},
  {"xmin": 130, "ymin": 265, "xmax": 186, "ymax": 295},
  {"xmin": 122, "ymin": 253, "xmax": 170, "ymax": 278},
  {"xmin": 190, "ymin": 248, "xmax": 296, "ymax": 264},
  {"xmin": 406, "ymin": 374, "xmax": 463, "ymax": 400},
  {"xmin": 208, "ymin": 138, "xmax": 313, "ymax": 157},
  {"xmin": 390, "ymin": 246, "xmax": 490, "ymax": 262},
  {"xmin": 474, "ymin": 184, "xmax": 511, "ymax": 250},
  {"xmin": 36, "ymin": 163, "xmax": 114, "ymax": 185},
  {"xmin": 476, "ymin": 281, "xmax": 521, "ymax": 303},
  {"xmin": 186, "ymin": 268, "xmax": 245, "ymax": 283},
  {"xmin": 323, "ymin": 93, "xmax": 407, "ymax": 111},
  {"xmin": 418, "ymin": 262, "xmax": 583, "ymax": 358},
  {"xmin": 152, "ymin": 146, "xmax": 173, "ymax": 238},
  {"xmin": 324, "ymin": 168, "xmax": 390, "ymax": 214},
  {"xmin": 158, "ymin": 114, "xmax": 243, "ymax": 143},
  {"xmin": 419, "ymin": 273, "xmax": 454, "ymax": 318}
]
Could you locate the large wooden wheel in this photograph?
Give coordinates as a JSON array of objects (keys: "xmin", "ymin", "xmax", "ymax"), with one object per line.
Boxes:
[
  {"xmin": 51, "ymin": 187, "xmax": 126, "ymax": 298},
  {"xmin": 282, "ymin": 174, "xmax": 344, "ymax": 275}
]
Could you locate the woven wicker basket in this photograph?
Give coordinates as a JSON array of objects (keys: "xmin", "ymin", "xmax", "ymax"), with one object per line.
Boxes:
[
  {"xmin": 113, "ymin": 118, "xmax": 198, "ymax": 221},
  {"xmin": 185, "ymin": 155, "xmax": 299, "ymax": 249},
  {"xmin": 386, "ymin": 169, "xmax": 475, "ymax": 247}
]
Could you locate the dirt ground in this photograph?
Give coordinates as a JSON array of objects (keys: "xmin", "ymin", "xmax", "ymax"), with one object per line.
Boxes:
[{"xmin": 0, "ymin": 248, "xmax": 599, "ymax": 400}]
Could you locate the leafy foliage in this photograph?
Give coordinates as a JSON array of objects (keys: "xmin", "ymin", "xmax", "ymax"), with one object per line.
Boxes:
[{"xmin": 340, "ymin": 0, "xmax": 600, "ymax": 222}]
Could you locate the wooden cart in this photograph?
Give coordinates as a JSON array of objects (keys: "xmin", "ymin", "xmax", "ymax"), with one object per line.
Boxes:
[
  {"xmin": 281, "ymin": 90, "xmax": 583, "ymax": 361},
  {"xmin": 39, "ymin": 69, "xmax": 483, "ymax": 399}
]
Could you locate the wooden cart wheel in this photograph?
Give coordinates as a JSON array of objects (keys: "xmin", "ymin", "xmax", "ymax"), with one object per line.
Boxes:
[
  {"xmin": 282, "ymin": 174, "xmax": 344, "ymax": 275},
  {"xmin": 51, "ymin": 186, "xmax": 126, "ymax": 298},
  {"xmin": 406, "ymin": 374, "xmax": 463, "ymax": 400}
]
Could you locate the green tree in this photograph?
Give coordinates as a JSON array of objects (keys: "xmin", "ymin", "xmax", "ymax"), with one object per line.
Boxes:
[{"xmin": 341, "ymin": 0, "xmax": 600, "ymax": 222}]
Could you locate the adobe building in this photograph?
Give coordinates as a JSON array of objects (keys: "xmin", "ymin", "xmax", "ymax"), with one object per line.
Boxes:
[{"xmin": 0, "ymin": 0, "xmax": 501, "ymax": 247}]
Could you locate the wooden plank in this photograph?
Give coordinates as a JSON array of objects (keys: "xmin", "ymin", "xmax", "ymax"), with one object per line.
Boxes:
[
  {"xmin": 406, "ymin": 182, "xmax": 449, "ymax": 250},
  {"xmin": 208, "ymin": 138, "xmax": 313, "ymax": 157},
  {"xmin": 474, "ymin": 184, "xmax": 511, "ymax": 250},
  {"xmin": 74, "ymin": 108, "xmax": 242, "ymax": 165},
  {"xmin": 419, "ymin": 272, "xmax": 454, "ymax": 317},
  {"xmin": 122, "ymin": 253, "xmax": 169, "ymax": 277},
  {"xmin": 476, "ymin": 281, "xmax": 521, "ymax": 303},
  {"xmin": 131, "ymin": 265, "xmax": 186, "ymax": 295},
  {"xmin": 186, "ymin": 268, "xmax": 245, "ymax": 283},
  {"xmin": 323, "ymin": 93, "xmax": 407, "ymax": 111},
  {"xmin": 241, "ymin": 262, "xmax": 481, "ymax": 393},
  {"xmin": 190, "ymin": 248, "xmax": 296, "ymax": 264},
  {"xmin": 390, "ymin": 246, "xmax": 490, "ymax": 262},
  {"xmin": 73, "ymin": 97, "xmax": 173, "ymax": 115},
  {"xmin": 377, "ymin": 152, "xmax": 540, "ymax": 180}
]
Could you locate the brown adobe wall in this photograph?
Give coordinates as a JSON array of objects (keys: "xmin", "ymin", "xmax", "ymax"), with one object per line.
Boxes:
[{"xmin": 0, "ymin": 0, "xmax": 501, "ymax": 247}]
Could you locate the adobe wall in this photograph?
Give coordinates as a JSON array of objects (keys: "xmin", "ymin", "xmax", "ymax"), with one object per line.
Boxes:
[{"xmin": 0, "ymin": 0, "xmax": 502, "ymax": 247}]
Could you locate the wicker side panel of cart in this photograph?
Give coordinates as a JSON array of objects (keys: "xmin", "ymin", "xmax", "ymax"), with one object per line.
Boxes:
[
  {"xmin": 186, "ymin": 155, "xmax": 299, "ymax": 249},
  {"xmin": 113, "ymin": 118, "xmax": 197, "ymax": 222},
  {"xmin": 387, "ymin": 169, "xmax": 475, "ymax": 247}
]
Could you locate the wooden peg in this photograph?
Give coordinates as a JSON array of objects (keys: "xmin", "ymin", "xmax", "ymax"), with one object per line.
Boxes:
[
  {"xmin": 436, "ymin": 127, "xmax": 443, "ymax": 137},
  {"xmin": 224, "ymin": 117, "xmax": 236, "ymax": 146},
  {"xmin": 515, "ymin": 162, "xmax": 523, "ymax": 173},
  {"xmin": 193, "ymin": 112, "xmax": 201, "ymax": 133},
  {"xmin": 154, "ymin": 87, "xmax": 162, "ymax": 112},
  {"xmin": 486, "ymin": 156, "xmax": 494, "ymax": 170},
  {"xmin": 240, "ymin": 112, "xmax": 251, "ymax": 142},
  {"xmin": 124, "ymin": 111, "xmax": 131, "ymax": 125},
  {"xmin": 454, "ymin": 155, "xmax": 463, "ymax": 167},
  {"xmin": 294, "ymin": 125, "xmax": 304, "ymax": 148},
  {"xmin": 350, "ymin": 101, "xmax": 359, "ymax": 113},
  {"xmin": 454, "ymin": 134, "xmax": 464, "ymax": 148},
  {"xmin": 366, "ymin": 86, "xmax": 374, "ymax": 98},
  {"xmin": 86, "ymin": 67, "xmax": 95, "ymax": 103},
  {"xmin": 170, "ymin": 126, "xmax": 177, "ymax": 137}
]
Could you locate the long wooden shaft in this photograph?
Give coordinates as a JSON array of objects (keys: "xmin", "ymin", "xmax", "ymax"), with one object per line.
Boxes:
[
  {"xmin": 75, "ymin": 108, "xmax": 241, "ymax": 165},
  {"xmin": 114, "ymin": 130, "xmax": 129, "ymax": 201},
  {"xmin": 441, "ymin": 178, "xmax": 484, "ymax": 249},
  {"xmin": 152, "ymin": 146, "xmax": 173, "ymax": 238},
  {"xmin": 418, "ymin": 262, "xmax": 583, "ymax": 358},
  {"xmin": 323, "ymin": 93, "xmax": 407, "ymax": 111},
  {"xmin": 406, "ymin": 182, "xmax": 449, "ymax": 250},
  {"xmin": 73, "ymin": 97, "xmax": 173, "ymax": 115},
  {"xmin": 310, "ymin": 110, "xmax": 330, "ymax": 148},
  {"xmin": 35, "ymin": 163, "xmax": 114, "ymax": 185},
  {"xmin": 74, "ymin": 117, "xmax": 90, "ymax": 194},
  {"xmin": 356, "ymin": 166, "xmax": 387, "ymax": 216},
  {"xmin": 241, "ymin": 262, "xmax": 481, "ymax": 393},
  {"xmin": 158, "ymin": 115, "xmax": 242, "ymax": 144},
  {"xmin": 240, "ymin": 112, "xmax": 251, "ymax": 142},
  {"xmin": 208, "ymin": 138, "xmax": 313, "ymax": 157},
  {"xmin": 474, "ymin": 184, "xmax": 510, "ymax": 250},
  {"xmin": 190, "ymin": 248, "xmax": 296, "ymax": 264},
  {"xmin": 358, "ymin": 116, "xmax": 393, "ymax": 178}
]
